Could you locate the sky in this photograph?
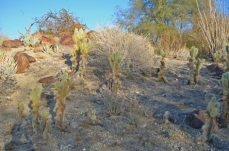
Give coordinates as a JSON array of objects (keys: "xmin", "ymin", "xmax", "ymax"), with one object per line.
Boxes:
[{"xmin": 0, "ymin": 0, "xmax": 129, "ymax": 39}]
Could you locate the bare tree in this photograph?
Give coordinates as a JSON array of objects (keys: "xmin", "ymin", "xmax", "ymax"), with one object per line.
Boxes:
[{"xmin": 196, "ymin": 0, "xmax": 229, "ymax": 56}]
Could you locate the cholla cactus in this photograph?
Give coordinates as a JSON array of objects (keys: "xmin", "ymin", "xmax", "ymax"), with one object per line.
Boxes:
[
  {"xmin": 41, "ymin": 110, "xmax": 51, "ymax": 141},
  {"xmin": 109, "ymin": 52, "xmax": 121, "ymax": 76},
  {"xmin": 54, "ymin": 72, "xmax": 72, "ymax": 129},
  {"xmin": 71, "ymin": 28, "xmax": 92, "ymax": 77},
  {"xmin": 189, "ymin": 46, "xmax": 198, "ymax": 61},
  {"xmin": 30, "ymin": 87, "xmax": 42, "ymax": 132},
  {"xmin": 224, "ymin": 45, "xmax": 229, "ymax": 72},
  {"xmin": 17, "ymin": 102, "xmax": 24, "ymax": 120},
  {"xmin": 160, "ymin": 50, "xmax": 167, "ymax": 63},
  {"xmin": 194, "ymin": 58, "xmax": 205, "ymax": 84},
  {"xmin": 109, "ymin": 52, "xmax": 122, "ymax": 94},
  {"xmin": 213, "ymin": 50, "xmax": 222, "ymax": 63},
  {"xmin": 219, "ymin": 72, "xmax": 229, "ymax": 126},
  {"xmin": 188, "ymin": 46, "xmax": 204, "ymax": 85},
  {"xmin": 153, "ymin": 50, "xmax": 168, "ymax": 83},
  {"xmin": 203, "ymin": 97, "xmax": 220, "ymax": 143},
  {"xmin": 90, "ymin": 109, "xmax": 97, "ymax": 124}
]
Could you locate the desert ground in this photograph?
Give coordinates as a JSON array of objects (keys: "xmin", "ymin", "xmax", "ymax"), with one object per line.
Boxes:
[{"xmin": 0, "ymin": 45, "xmax": 229, "ymax": 151}]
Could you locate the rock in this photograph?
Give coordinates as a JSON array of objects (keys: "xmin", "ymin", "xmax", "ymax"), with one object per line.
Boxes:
[
  {"xmin": 2, "ymin": 39, "xmax": 23, "ymax": 48},
  {"xmin": 163, "ymin": 111, "xmax": 171, "ymax": 124},
  {"xmin": 206, "ymin": 63, "xmax": 223, "ymax": 77},
  {"xmin": 186, "ymin": 110, "xmax": 205, "ymax": 129},
  {"xmin": 33, "ymin": 32, "xmax": 54, "ymax": 45},
  {"xmin": 0, "ymin": 46, "xmax": 11, "ymax": 51},
  {"xmin": 14, "ymin": 52, "xmax": 30, "ymax": 74},
  {"xmin": 34, "ymin": 45, "xmax": 43, "ymax": 53},
  {"xmin": 70, "ymin": 121, "xmax": 78, "ymax": 129},
  {"xmin": 38, "ymin": 76, "xmax": 55, "ymax": 84},
  {"xmin": 22, "ymin": 53, "xmax": 36, "ymax": 63},
  {"xmin": 60, "ymin": 32, "xmax": 74, "ymax": 47}
]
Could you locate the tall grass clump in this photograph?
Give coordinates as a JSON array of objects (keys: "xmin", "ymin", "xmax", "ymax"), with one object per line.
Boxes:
[{"xmin": 91, "ymin": 26, "xmax": 154, "ymax": 73}]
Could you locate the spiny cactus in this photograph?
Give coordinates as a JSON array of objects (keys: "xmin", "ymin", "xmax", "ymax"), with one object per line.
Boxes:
[
  {"xmin": 41, "ymin": 110, "xmax": 51, "ymax": 141},
  {"xmin": 203, "ymin": 97, "xmax": 220, "ymax": 143},
  {"xmin": 194, "ymin": 58, "xmax": 205, "ymax": 84},
  {"xmin": 90, "ymin": 109, "xmax": 97, "ymax": 124},
  {"xmin": 54, "ymin": 72, "xmax": 72, "ymax": 129},
  {"xmin": 153, "ymin": 50, "xmax": 167, "ymax": 83},
  {"xmin": 109, "ymin": 52, "xmax": 122, "ymax": 94},
  {"xmin": 219, "ymin": 72, "xmax": 229, "ymax": 126},
  {"xmin": 17, "ymin": 102, "xmax": 24, "ymax": 121},
  {"xmin": 224, "ymin": 45, "xmax": 229, "ymax": 72},
  {"xmin": 109, "ymin": 52, "xmax": 121, "ymax": 76},
  {"xmin": 189, "ymin": 46, "xmax": 198, "ymax": 61},
  {"xmin": 30, "ymin": 87, "xmax": 42, "ymax": 132},
  {"xmin": 188, "ymin": 46, "xmax": 204, "ymax": 85},
  {"xmin": 71, "ymin": 28, "xmax": 92, "ymax": 78},
  {"xmin": 213, "ymin": 50, "xmax": 222, "ymax": 63},
  {"xmin": 160, "ymin": 50, "xmax": 167, "ymax": 63}
]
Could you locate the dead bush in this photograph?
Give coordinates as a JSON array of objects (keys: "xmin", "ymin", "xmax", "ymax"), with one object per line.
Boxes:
[
  {"xmin": 91, "ymin": 26, "xmax": 154, "ymax": 73},
  {"xmin": 34, "ymin": 9, "xmax": 85, "ymax": 35},
  {"xmin": 0, "ymin": 34, "xmax": 10, "ymax": 46}
]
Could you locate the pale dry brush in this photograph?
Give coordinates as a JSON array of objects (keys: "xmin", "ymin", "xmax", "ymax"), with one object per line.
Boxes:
[{"xmin": 91, "ymin": 26, "xmax": 154, "ymax": 73}]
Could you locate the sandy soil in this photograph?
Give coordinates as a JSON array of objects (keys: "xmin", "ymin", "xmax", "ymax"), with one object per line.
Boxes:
[{"xmin": 0, "ymin": 46, "xmax": 229, "ymax": 151}]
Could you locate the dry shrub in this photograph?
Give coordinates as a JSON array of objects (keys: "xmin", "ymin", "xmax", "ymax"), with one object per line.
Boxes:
[
  {"xmin": 91, "ymin": 26, "xmax": 154, "ymax": 73},
  {"xmin": 0, "ymin": 34, "xmax": 10, "ymax": 46},
  {"xmin": 168, "ymin": 47, "xmax": 190, "ymax": 61}
]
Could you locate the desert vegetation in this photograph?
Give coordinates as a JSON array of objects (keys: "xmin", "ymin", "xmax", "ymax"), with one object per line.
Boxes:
[{"xmin": 1, "ymin": 0, "xmax": 229, "ymax": 150}]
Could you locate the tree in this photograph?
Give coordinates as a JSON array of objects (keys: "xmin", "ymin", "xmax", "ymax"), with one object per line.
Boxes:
[
  {"xmin": 196, "ymin": 0, "xmax": 229, "ymax": 56},
  {"xmin": 114, "ymin": 0, "xmax": 210, "ymax": 53},
  {"xmin": 34, "ymin": 8, "xmax": 86, "ymax": 35}
]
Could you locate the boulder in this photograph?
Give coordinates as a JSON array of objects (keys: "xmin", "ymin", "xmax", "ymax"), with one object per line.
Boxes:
[
  {"xmin": 22, "ymin": 53, "xmax": 36, "ymax": 63},
  {"xmin": 186, "ymin": 110, "xmax": 205, "ymax": 129},
  {"xmin": 2, "ymin": 39, "xmax": 23, "ymax": 48},
  {"xmin": 38, "ymin": 76, "xmax": 55, "ymax": 84},
  {"xmin": 14, "ymin": 52, "xmax": 30, "ymax": 74},
  {"xmin": 60, "ymin": 32, "xmax": 74, "ymax": 47}
]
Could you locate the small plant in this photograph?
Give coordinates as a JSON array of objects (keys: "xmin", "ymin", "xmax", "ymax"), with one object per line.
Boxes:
[
  {"xmin": 90, "ymin": 109, "xmax": 97, "ymax": 124},
  {"xmin": 153, "ymin": 50, "xmax": 168, "ymax": 83},
  {"xmin": 188, "ymin": 46, "xmax": 204, "ymax": 84},
  {"xmin": 0, "ymin": 49, "xmax": 16, "ymax": 80},
  {"xmin": 213, "ymin": 50, "xmax": 222, "ymax": 63},
  {"xmin": 202, "ymin": 97, "xmax": 220, "ymax": 143},
  {"xmin": 17, "ymin": 102, "xmax": 24, "ymax": 121},
  {"xmin": 188, "ymin": 46, "xmax": 198, "ymax": 84},
  {"xmin": 30, "ymin": 87, "xmax": 42, "ymax": 132},
  {"xmin": 219, "ymin": 72, "xmax": 229, "ymax": 127},
  {"xmin": 224, "ymin": 45, "xmax": 229, "ymax": 72},
  {"xmin": 71, "ymin": 28, "xmax": 92, "ymax": 78},
  {"xmin": 109, "ymin": 51, "xmax": 122, "ymax": 94},
  {"xmin": 194, "ymin": 58, "xmax": 205, "ymax": 84},
  {"xmin": 41, "ymin": 110, "xmax": 51, "ymax": 141},
  {"xmin": 23, "ymin": 34, "xmax": 40, "ymax": 47},
  {"xmin": 54, "ymin": 72, "xmax": 72, "ymax": 129},
  {"xmin": 42, "ymin": 44, "xmax": 53, "ymax": 54},
  {"xmin": 102, "ymin": 90, "xmax": 122, "ymax": 116}
]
